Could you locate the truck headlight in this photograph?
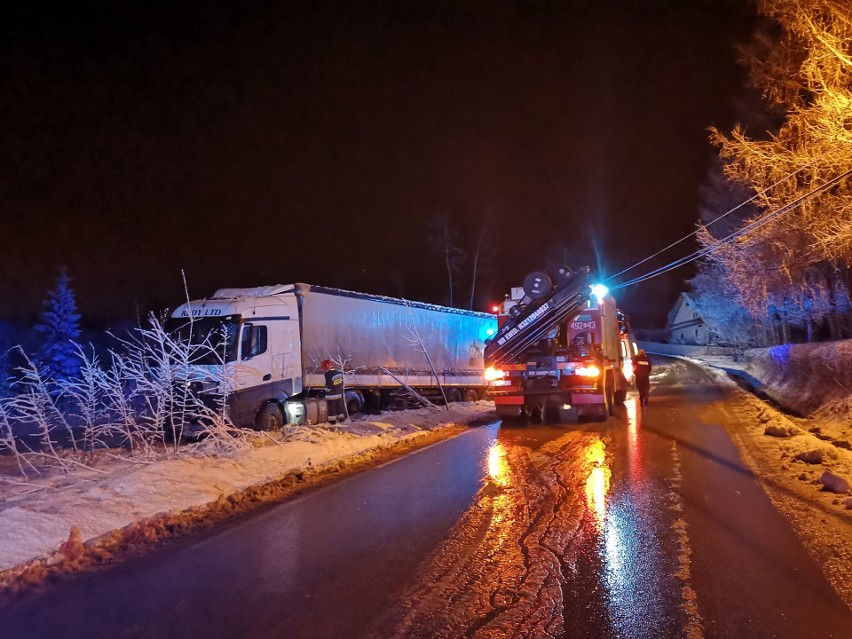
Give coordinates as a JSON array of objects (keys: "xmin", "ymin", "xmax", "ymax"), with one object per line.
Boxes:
[{"xmin": 284, "ymin": 401, "xmax": 305, "ymax": 425}]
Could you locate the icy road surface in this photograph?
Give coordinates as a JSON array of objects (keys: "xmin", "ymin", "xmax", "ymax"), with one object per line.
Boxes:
[{"xmin": 2, "ymin": 357, "xmax": 851, "ymax": 638}]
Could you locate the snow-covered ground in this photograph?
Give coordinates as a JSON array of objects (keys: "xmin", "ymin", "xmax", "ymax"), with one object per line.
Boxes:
[
  {"xmin": 0, "ymin": 403, "xmax": 496, "ymax": 590},
  {"xmin": 684, "ymin": 344, "xmax": 852, "ymax": 608}
]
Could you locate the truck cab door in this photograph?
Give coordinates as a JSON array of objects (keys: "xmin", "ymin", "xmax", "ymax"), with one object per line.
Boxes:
[{"xmin": 233, "ymin": 323, "xmax": 271, "ymax": 392}]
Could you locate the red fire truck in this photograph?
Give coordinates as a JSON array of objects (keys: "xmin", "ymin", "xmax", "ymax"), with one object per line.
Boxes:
[{"xmin": 484, "ymin": 266, "xmax": 631, "ymax": 422}]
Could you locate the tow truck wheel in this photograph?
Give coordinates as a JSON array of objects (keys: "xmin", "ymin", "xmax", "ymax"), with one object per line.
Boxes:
[
  {"xmin": 519, "ymin": 404, "xmax": 534, "ymax": 424},
  {"xmin": 527, "ymin": 404, "xmax": 543, "ymax": 424},
  {"xmin": 606, "ymin": 373, "xmax": 615, "ymax": 416},
  {"xmin": 256, "ymin": 403, "xmax": 284, "ymax": 431}
]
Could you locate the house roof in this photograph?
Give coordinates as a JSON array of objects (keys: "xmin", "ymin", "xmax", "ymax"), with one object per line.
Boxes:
[{"xmin": 667, "ymin": 292, "xmax": 705, "ymax": 329}]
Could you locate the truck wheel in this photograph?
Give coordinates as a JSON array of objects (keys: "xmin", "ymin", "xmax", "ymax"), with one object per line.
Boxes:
[
  {"xmin": 346, "ymin": 394, "xmax": 362, "ymax": 418},
  {"xmin": 614, "ymin": 389, "xmax": 627, "ymax": 404},
  {"xmin": 606, "ymin": 373, "xmax": 615, "ymax": 416},
  {"xmin": 462, "ymin": 389, "xmax": 478, "ymax": 402},
  {"xmin": 445, "ymin": 388, "xmax": 462, "ymax": 403},
  {"xmin": 528, "ymin": 404, "xmax": 543, "ymax": 424},
  {"xmin": 256, "ymin": 403, "xmax": 284, "ymax": 431}
]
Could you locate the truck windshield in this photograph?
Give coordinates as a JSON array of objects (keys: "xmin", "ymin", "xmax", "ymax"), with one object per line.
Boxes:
[{"xmin": 164, "ymin": 315, "xmax": 240, "ymax": 364}]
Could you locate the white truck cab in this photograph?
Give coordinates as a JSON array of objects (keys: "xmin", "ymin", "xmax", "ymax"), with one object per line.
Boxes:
[{"xmin": 167, "ymin": 285, "xmax": 300, "ymax": 430}]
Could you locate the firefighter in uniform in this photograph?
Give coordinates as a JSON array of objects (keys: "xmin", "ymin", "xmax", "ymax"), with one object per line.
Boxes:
[
  {"xmin": 631, "ymin": 349, "xmax": 652, "ymax": 407},
  {"xmin": 322, "ymin": 359, "xmax": 345, "ymax": 423}
]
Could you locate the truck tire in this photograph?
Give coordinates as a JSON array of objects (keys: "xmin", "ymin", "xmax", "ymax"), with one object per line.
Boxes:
[
  {"xmin": 445, "ymin": 388, "xmax": 462, "ymax": 403},
  {"xmin": 523, "ymin": 271, "xmax": 553, "ymax": 300},
  {"xmin": 527, "ymin": 403, "xmax": 543, "ymax": 424},
  {"xmin": 256, "ymin": 403, "xmax": 284, "ymax": 431},
  {"xmin": 606, "ymin": 373, "xmax": 615, "ymax": 416},
  {"xmin": 345, "ymin": 392, "xmax": 363, "ymax": 418},
  {"xmin": 462, "ymin": 389, "xmax": 479, "ymax": 402}
]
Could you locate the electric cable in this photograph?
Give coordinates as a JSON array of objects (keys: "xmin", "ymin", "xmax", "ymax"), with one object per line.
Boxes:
[
  {"xmin": 609, "ymin": 166, "xmax": 852, "ymax": 291},
  {"xmin": 606, "ymin": 162, "xmax": 814, "ymax": 283}
]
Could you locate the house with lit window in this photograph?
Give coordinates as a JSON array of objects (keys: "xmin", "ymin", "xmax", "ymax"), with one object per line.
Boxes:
[{"xmin": 666, "ymin": 293, "xmax": 709, "ymax": 345}]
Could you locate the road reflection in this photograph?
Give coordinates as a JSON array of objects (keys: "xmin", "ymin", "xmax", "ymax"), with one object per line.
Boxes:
[
  {"xmin": 488, "ymin": 441, "xmax": 510, "ymax": 487},
  {"xmin": 584, "ymin": 440, "xmax": 610, "ymax": 530},
  {"xmin": 577, "ymin": 395, "xmax": 668, "ymax": 638},
  {"xmin": 626, "ymin": 395, "xmax": 644, "ymax": 484}
]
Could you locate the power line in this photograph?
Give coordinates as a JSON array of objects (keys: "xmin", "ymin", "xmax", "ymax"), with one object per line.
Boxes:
[
  {"xmin": 605, "ymin": 163, "xmax": 813, "ymax": 283},
  {"xmin": 610, "ymin": 166, "xmax": 852, "ymax": 291},
  {"xmin": 612, "ymin": 167, "xmax": 852, "ymax": 290}
]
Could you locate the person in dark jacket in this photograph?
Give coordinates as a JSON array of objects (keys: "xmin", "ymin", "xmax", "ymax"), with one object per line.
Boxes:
[
  {"xmin": 322, "ymin": 359, "xmax": 345, "ymax": 423},
  {"xmin": 631, "ymin": 349, "xmax": 652, "ymax": 407}
]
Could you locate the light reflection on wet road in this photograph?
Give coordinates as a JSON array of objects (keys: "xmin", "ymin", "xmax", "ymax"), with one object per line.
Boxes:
[
  {"xmin": 375, "ymin": 400, "xmax": 687, "ymax": 639},
  {"xmin": 3, "ymin": 357, "xmax": 852, "ymax": 638},
  {"xmin": 374, "ymin": 357, "xmax": 852, "ymax": 639}
]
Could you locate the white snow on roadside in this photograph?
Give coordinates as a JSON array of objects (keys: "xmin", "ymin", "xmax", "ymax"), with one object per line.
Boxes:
[{"xmin": 0, "ymin": 403, "xmax": 496, "ymax": 572}]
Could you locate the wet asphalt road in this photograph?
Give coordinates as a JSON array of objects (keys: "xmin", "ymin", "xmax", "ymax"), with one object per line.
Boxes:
[{"xmin": 2, "ymin": 356, "xmax": 852, "ymax": 638}]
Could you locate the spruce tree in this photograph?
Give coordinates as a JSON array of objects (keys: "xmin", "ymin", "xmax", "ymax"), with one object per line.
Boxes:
[{"xmin": 35, "ymin": 268, "xmax": 82, "ymax": 381}]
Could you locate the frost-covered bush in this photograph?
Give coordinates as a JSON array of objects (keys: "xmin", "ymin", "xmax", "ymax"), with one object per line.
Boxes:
[{"xmin": 0, "ymin": 315, "xmax": 244, "ymax": 477}]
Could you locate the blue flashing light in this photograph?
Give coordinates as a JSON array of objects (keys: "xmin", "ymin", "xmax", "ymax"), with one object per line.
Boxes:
[
  {"xmin": 479, "ymin": 320, "xmax": 499, "ymax": 342},
  {"xmin": 591, "ymin": 283, "xmax": 609, "ymax": 302}
]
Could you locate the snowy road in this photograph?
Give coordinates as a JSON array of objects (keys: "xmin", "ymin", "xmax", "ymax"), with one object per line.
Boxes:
[{"xmin": 2, "ymin": 357, "xmax": 851, "ymax": 638}]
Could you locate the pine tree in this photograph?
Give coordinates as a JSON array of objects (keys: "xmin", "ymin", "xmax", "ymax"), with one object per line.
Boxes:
[{"xmin": 35, "ymin": 268, "xmax": 82, "ymax": 381}]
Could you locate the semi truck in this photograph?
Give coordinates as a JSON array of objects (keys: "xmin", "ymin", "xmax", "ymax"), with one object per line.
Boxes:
[
  {"xmin": 484, "ymin": 266, "xmax": 631, "ymax": 422},
  {"xmin": 166, "ymin": 284, "xmax": 497, "ymax": 431}
]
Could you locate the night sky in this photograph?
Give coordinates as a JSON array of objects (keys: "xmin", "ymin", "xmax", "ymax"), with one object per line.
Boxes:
[{"xmin": 1, "ymin": 1, "xmax": 755, "ymax": 328}]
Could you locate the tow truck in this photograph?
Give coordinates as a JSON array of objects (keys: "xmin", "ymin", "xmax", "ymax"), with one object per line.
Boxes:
[{"xmin": 484, "ymin": 266, "xmax": 631, "ymax": 422}]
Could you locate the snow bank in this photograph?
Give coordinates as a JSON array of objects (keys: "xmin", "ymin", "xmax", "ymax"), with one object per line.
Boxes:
[
  {"xmin": 0, "ymin": 403, "xmax": 496, "ymax": 578},
  {"xmin": 742, "ymin": 339, "xmax": 852, "ymax": 416}
]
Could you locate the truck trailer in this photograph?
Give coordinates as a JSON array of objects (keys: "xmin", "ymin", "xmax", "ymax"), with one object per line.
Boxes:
[
  {"xmin": 166, "ymin": 284, "xmax": 497, "ymax": 430},
  {"xmin": 484, "ymin": 266, "xmax": 630, "ymax": 422}
]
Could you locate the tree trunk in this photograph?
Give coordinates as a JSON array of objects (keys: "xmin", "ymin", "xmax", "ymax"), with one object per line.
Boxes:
[
  {"xmin": 825, "ymin": 268, "xmax": 842, "ymax": 340},
  {"xmin": 445, "ymin": 247, "xmax": 453, "ymax": 307},
  {"xmin": 846, "ymin": 266, "xmax": 852, "ymax": 338},
  {"xmin": 468, "ymin": 228, "xmax": 484, "ymax": 311}
]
